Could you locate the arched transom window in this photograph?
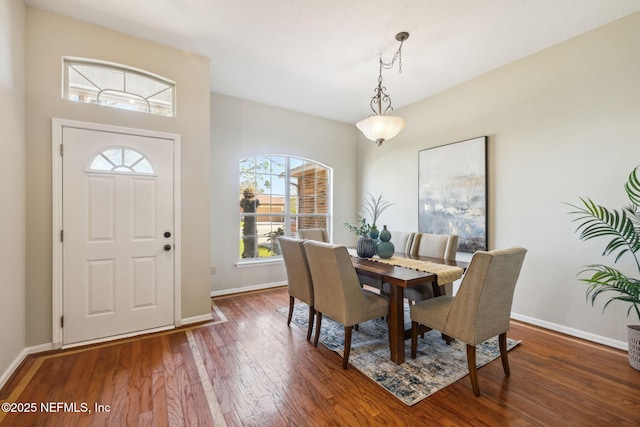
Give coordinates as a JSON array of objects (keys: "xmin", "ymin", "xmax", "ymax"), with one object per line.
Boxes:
[
  {"xmin": 88, "ymin": 147, "xmax": 155, "ymax": 175},
  {"xmin": 64, "ymin": 58, "xmax": 175, "ymax": 117}
]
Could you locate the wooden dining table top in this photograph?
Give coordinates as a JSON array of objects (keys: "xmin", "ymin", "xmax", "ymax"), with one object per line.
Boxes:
[
  {"xmin": 351, "ymin": 252, "xmax": 468, "ymax": 364},
  {"xmin": 351, "ymin": 253, "xmax": 468, "ymax": 288}
]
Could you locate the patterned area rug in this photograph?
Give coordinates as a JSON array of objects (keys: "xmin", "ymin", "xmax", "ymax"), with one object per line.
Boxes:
[{"xmin": 277, "ymin": 303, "xmax": 520, "ymax": 406}]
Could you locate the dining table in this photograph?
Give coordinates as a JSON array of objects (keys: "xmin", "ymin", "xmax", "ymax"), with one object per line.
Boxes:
[{"xmin": 350, "ymin": 251, "xmax": 468, "ymax": 364}]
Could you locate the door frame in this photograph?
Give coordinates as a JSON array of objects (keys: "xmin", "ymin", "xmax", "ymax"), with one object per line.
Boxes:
[{"xmin": 51, "ymin": 118, "xmax": 182, "ymax": 349}]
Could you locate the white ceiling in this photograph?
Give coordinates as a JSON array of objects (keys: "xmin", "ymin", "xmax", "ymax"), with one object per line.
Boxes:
[{"xmin": 24, "ymin": 0, "xmax": 640, "ymax": 124}]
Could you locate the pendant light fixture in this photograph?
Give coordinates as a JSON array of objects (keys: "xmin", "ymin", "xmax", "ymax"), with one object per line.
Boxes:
[{"xmin": 356, "ymin": 32, "xmax": 409, "ymax": 146}]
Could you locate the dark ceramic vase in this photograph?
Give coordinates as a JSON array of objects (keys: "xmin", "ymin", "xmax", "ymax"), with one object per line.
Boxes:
[{"xmin": 356, "ymin": 235, "xmax": 376, "ymax": 258}]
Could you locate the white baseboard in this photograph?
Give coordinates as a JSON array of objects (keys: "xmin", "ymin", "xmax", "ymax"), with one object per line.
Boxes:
[
  {"xmin": 210, "ymin": 281, "xmax": 286, "ymax": 297},
  {"xmin": 0, "ymin": 343, "xmax": 53, "ymax": 390},
  {"xmin": 511, "ymin": 312, "xmax": 628, "ymax": 351}
]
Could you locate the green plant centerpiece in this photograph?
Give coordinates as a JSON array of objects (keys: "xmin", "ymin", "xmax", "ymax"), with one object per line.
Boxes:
[
  {"xmin": 344, "ymin": 192, "xmax": 393, "ymax": 258},
  {"xmin": 568, "ymin": 165, "xmax": 640, "ymax": 370},
  {"xmin": 363, "ymin": 192, "xmax": 393, "ymax": 239}
]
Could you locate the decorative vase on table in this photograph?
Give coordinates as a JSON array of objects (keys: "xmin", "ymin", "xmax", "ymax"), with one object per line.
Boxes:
[
  {"xmin": 376, "ymin": 225, "xmax": 395, "ymax": 259},
  {"xmin": 356, "ymin": 235, "xmax": 376, "ymax": 258}
]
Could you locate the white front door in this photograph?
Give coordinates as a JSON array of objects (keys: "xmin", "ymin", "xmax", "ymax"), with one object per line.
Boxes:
[{"xmin": 61, "ymin": 126, "xmax": 175, "ymax": 345}]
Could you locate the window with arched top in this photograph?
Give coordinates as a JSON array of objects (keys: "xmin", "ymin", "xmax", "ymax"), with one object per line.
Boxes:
[
  {"xmin": 63, "ymin": 58, "xmax": 176, "ymax": 117},
  {"xmin": 239, "ymin": 155, "xmax": 332, "ymax": 261},
  {"xmin": 88, "ymin": 147, "xmax": 155, "ymax": 174}
]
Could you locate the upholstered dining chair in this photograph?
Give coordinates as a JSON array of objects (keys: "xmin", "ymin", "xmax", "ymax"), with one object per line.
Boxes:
[
  {"xmin": 409, "ymin": 247, "xmax": 527, "ymax": 396},
  {"xmin": 403, "ymin": 233, "xmax": 459, "ymax": 301},
  {"xmin": 410, "ymin": 232, "xmax": 458, "ymax": 260},
  {"xmin": 298, "ymin": 228, "xmax": 329, "ymax": 242},
  {"xmin": 303, "ymin": 241, "xmax": 389, "ymax": 369},
  {"xmin": 389, "ymin": 231, "xmax": 416, "ymax": 255},
  {"xmin": 279, "ymin": 236, "xmax": 315, "ymax": 341}
]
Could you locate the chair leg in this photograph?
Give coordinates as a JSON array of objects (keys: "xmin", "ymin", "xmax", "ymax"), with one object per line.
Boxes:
[
  {"xmin": 411, "ymin": 321, "xmax": 419, "ymax": 359},
  {"xmin": 499, "ymin": 332, "xmax": 510, "ymax": 377},
  {"xmin": 313, "ymin": 312, "xmax": 323, "ymax": 346},
  {"xmin": 466, "ymin": 344, "xmax": 480, "ymax": 396},
  {"xmin": 306, "ymin": 305, "xmax": 315, "ymax": 341},
  {"xmin": 287, "ymin": 296, "xmax": 295, "ymax": 326},
  {"xmin": 343, "ymin": 326, "xmax": 353, "ymax": 369}
]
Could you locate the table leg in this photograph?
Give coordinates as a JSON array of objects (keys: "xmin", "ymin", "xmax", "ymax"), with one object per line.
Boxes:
[
  {"xmin": 431, "ymin": 278, "xmax": 442, "ymax": 297},
  {"xmin": 387, "ymin": 283, "xmax": 405, "ymax": 364}
]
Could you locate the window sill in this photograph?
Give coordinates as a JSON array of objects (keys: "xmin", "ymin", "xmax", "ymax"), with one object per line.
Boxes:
[{"xmin": 235, "ymin": 257, "xmax": 284, "ymax": 268}]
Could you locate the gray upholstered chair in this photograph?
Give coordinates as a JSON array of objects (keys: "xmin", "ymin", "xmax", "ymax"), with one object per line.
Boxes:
[
  {"xmin": 298, "ymin": 228, "xmax": 329, "ymax": 242},
  {"xmin": 389, "ymin": 231, "xmax": 416, "ymax": 255},
  {"xmin": 410, "ymin": 247, "xmax": 527, "ymax": 396},
  {"xmin": 303, "ymin": 241, "xmax": 389, "ymax": 369},
  {"xmin": 410, "ymin": 232, "xmax": 458, "ymax": 259},
  {"xmin": 403, "ymin": 233, "xmax": 459, "ymax": 301},
  {"xmin": 279, "ymin": 236, "xmax": 315, "ymax": 341}
]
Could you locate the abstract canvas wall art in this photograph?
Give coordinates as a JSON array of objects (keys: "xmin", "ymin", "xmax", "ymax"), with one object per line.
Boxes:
[{"xmin": 418, "ymin": 136, "xmax": 487, "ymax": 253}]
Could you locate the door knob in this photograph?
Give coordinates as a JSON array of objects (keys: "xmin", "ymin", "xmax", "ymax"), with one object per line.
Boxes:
[
  {"xmin": 164, "ymin": 232, "xmax": 171, "ymax": 238},
  {"xmin": 164, "ymin": 244, "xmax": 172, "ymax": 251}
]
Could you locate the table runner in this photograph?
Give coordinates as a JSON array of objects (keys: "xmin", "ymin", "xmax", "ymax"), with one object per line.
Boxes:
[{"xmin": 349, "ymin": 249, "xmax": 464, "ymax": 284}]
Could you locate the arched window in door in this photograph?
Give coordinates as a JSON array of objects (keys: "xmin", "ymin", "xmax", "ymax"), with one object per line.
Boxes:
[{"xmin": 88, "ymin": 147, "xmax": 155, "ymax": 174}]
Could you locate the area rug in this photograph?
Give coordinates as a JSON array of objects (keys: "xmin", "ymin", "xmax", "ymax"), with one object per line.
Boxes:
[{"xmin": 276, "ymin": 303, "xmax": 520, "ymax": 406}]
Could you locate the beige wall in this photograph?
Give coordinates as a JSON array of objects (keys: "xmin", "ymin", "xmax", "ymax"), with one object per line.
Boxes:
[
  {"xmin": 0, "ymin": 0, "xmax": 26, "ymax": 384},
  {"xmin": 210, "ymin": 93, "xmax": 358, "ymax": 294},
  {"xmin": 358, "ymin": 12, "xmax": 640, "ymax": 346},
  {"xmin": 25, "ymin": 8, "xmax": 211, "ymax": 346}
]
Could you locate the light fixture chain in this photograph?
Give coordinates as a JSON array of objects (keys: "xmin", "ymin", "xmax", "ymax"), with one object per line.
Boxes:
[
  {"xmin": 371, "ymin": 37, "xmax": 405, "ymax": 116},
  {"xmin": 381, "ymin": 39, "xmax": 404, "ymax": 73}
]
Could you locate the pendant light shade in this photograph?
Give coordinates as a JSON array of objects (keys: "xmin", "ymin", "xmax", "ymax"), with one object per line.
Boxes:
[{"xmin": 356, "ymin": 115, "xmax": 406, "ymax": 146}]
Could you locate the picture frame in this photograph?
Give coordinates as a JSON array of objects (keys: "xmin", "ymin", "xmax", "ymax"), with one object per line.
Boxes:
[{"xmin": 418, "ymin": 136, "xmax": 487, "ymax": 253}]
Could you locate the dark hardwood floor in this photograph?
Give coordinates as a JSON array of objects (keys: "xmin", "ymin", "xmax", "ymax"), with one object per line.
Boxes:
[{"xmin": 1, "ymin": 286, "xmax": 639, "ymax": 426}]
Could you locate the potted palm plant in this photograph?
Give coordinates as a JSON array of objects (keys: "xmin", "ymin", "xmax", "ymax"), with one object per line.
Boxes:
[{"xmin": 568, "ymin": 165, "xmax": 640, "ymax": 370}]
